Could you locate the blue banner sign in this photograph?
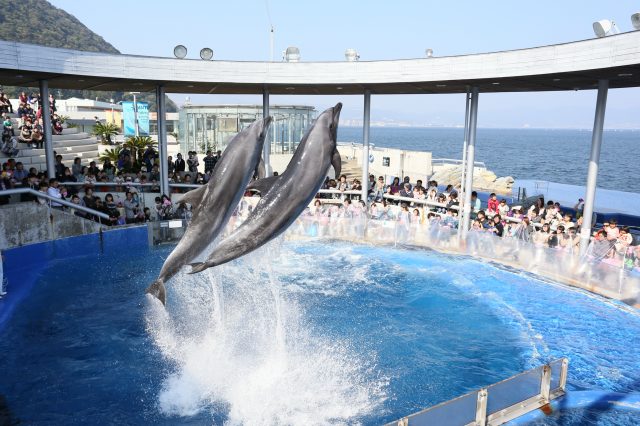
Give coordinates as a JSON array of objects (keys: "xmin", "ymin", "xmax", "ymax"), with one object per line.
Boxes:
[{"xmin": 122, "ymin": 101, "xmax": 150, "ymax": 136}]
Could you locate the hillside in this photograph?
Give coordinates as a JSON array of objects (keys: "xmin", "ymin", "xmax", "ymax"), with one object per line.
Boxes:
[
  {"xmin": 0, "ymin": 0, "xmax": 177, "ymax": 111},
  {"xmin": 0, "ymin": 0, "xmax": 119, "ymax": 53}
]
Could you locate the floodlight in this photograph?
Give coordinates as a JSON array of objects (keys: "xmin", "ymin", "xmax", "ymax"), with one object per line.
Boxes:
[
  {"xmin": 592, "ymin": 20, "xmax": 619, "ymax": 38},
  {"xmin": 283, "ymin": 46, "xmax": 301, "ymax": 62},
  {"xmin": 345, "ymin": 48, "xmax": 360, "ymax": 61},
  {"xmin": 632, "ymin": 13, "xmax": 640, "ymax": 30},
  {"xmin": 425, "ymin": 48, "xmax": 434, "ymax": 58},
  {"xmin": 200, "ymin": 47, "xmax": 213, "ymax": 60},
  {"xmin": 173, "ymin": 45, "xmax": 188, "ymax": 59}
]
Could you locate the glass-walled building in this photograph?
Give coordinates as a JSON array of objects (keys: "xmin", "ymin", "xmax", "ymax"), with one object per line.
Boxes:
[{"xmin": 178, "ymin": 105, "xmax": 316, "ymax": 155}]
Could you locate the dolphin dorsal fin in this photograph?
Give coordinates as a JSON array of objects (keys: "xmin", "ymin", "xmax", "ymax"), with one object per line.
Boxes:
[
  {"xmin": 332, "ymin": 148, "xmax": 342, "ymax": 177},
  {"xmin": 246, "ymin": 176, "xmax": 279, "ymax": 194},
  {"xmin": 180, "ymin": 185, "xmax": 207, "ymax": 207}
]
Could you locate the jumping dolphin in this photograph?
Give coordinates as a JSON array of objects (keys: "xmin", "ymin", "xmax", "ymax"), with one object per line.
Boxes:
[
  {"xmin": 189, "ymin": 103, "xmax": 342, "ymax": 273},
  {"xmin": 146, "ymin": 117, "xmax": 273, "ymax": 304}
]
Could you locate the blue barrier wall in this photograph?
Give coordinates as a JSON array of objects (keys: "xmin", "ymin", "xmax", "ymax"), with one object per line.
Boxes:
[{"xmin": 0, "ymin": 225, "xmax": 148, "ymax": 330}]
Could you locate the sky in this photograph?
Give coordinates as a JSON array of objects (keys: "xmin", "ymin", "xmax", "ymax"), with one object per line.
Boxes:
[{"xmin": 48, "ymin": 0, "xmax": 640, "ymax": 129}]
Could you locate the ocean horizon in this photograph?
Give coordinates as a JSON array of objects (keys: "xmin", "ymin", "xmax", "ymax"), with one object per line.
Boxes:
[{"xmin": 337, "ymin": 126, "xmax": 640, "ymax": 195}]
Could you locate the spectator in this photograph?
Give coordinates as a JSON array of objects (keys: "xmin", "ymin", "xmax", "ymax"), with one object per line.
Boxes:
[
  {"xmin": 123, "ymin": 191, "xmax": 141, "ymax": 224},
  {"xmin": 187, "ymin": 151, "xmax": 199, "ymax": 173},
  {"xmin": 167, "ymin": 155, "xmax": 175, "ymax": 175},
  {"xmin": 174, "ymin": 153, "xmax": 186, "ymax": 172},
  {"xmin": 487, "ymin": 193, "xmax": 499, "ymax": 216},
  {"xmin": 46, "ymin": 179, "xmax": 63, "ymax": 209},
  {"xmin": 203, "ymin": 150, "xmax": 217, "ymax": 174}
]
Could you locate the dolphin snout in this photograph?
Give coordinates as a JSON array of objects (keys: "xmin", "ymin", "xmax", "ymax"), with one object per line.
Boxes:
[{"xmin": 332, "ymin": 103, "xmax": 343, "ymax": 122}]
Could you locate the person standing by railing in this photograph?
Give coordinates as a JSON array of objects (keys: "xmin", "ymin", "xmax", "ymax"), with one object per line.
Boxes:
[{"xmin": 46, "ymin": 179, "xmax": 63, "ymax": 209}]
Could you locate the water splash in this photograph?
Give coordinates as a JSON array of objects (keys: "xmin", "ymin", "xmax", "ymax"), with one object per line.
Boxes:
[{"xmin": 145, "ymin": 240, "xmax": 387, "ymax": 424}]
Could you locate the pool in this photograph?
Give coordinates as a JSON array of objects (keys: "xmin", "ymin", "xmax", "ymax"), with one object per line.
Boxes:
[{"xmin": 1, "ymin": 235, "xmax": 639, "ymax": 425}]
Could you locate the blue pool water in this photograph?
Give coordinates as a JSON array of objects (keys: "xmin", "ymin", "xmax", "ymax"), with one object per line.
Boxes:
[{"xmin": 1, "ymin": 237, "xmax": 639, "ymax": 425}]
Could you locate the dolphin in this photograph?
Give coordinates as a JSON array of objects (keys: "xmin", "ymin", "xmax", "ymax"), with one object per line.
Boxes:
[
  {"xmin": 189, "ymin": 103, "xmax": 342, "ymax": 273},
  {"xmin": 146, "ymin": 117, "xmax": 273, "ymax": 304}
]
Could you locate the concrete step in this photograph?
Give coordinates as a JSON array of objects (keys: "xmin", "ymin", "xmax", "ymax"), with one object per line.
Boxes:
[
  {"xmin": 52, "ymin": 138, "xmax": 98, "ymax": 148},
  {"xmin": 61, "ymin": 127, "xmax": 79, "ymax": 135},
  {"xmin": 19, "ymin": 144, "xmax": 99, "ymax": 156},
  {"xmin": 52, "ymin": 132, "xmax": 91, "ymax": 141}
]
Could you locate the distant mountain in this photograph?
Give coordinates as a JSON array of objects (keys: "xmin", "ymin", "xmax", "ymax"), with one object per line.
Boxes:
[
  {"xmin": 0, "ymin": 0, "xmax": 177, "ymax": 112},
  {"xmin": 0, "ymin": 0, "xmax": 119, "ymax": 53}
]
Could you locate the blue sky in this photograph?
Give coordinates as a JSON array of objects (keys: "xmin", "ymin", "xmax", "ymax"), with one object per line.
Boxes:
[{"xmin": 49, "ymin": 0, "xmax": 640, "ymax": 128}]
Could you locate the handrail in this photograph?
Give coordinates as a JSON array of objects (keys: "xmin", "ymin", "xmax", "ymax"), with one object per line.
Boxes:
[
  {"xmin": 317, "ymin": 188, "xmax": 363, "ymax": 196},
  {"xmin": 61, "ymin": 182, "xmax": 158, "ymax": 187},
  {"xmin": 382, "ymin": 194, "xmax": 461, "ymax": 211},
  {"xmin": 432, "ymin": 157, "xmax": 487, "ymax": 168},
  {"xmin": 0, "ymin": 188, "xmax": 110, "ymax": 220},
  {"xmin": 169, "ymin": 183, "xmax": 201, "ymax": 189}
]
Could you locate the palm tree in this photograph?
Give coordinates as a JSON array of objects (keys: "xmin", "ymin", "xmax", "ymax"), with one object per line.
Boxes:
[
  {"xmin": 93, "ymin": 122, "xmax": 120, "ymax": 145},
  {"xmin": 99, "ymin": 146, "xmax": 123, "ymax": 163},
  {"xmin": 124, "ymin": 136, "xmax": 157, "ymax": 164}
]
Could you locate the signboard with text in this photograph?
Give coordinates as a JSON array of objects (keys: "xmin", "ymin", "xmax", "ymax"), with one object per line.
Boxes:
[{"xmin": 122, "ymin": 101, "xmax": 150, "ymax": 136}]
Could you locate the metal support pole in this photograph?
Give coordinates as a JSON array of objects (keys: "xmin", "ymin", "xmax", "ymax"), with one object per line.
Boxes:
[
  {"xmin": 262, "ymin": 87, "xmax": 271, "ymax": 176},
  {"xmin": 460, "ymin": 89, "xmax": 471, "ymax": 197},
  {"xmin": 579, "ymin": 80, "xmax": 608, "ymax": 257},
  {"xmin": 156, "ymin": 85, "xmax": 169, "ymax": 196},
  {"xmin": 362, "ymin": 90, "xmax": 371, "ymax": 203},
  {"xmin": 39, "ymin": 80, "xmax": 54, "ymax": 180},
  {"xmin": 460, "ymin": 87, "xmax": 479, "ymax": 239},
  {"xmin": 457, "ymin": 90, "xmax": 471, "ymax": 241},
  {"xmin": 133, "ymin": 93, "xmax": 140, "ymax": 137}
]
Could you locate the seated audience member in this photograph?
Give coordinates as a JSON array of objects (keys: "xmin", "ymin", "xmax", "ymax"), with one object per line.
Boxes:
[{"xmin": 487, "ymin": 193, "xmax": 499, "ymax": 216}]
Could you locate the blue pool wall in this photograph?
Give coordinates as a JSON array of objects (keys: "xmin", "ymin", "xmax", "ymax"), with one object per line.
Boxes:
[
  {"xmin": 510, "ymin": 391, "xmax": 640, "ymax": 424},
  {"xmin": 0, "ymin": 225, "xmax": 148, "ymax": 331}
]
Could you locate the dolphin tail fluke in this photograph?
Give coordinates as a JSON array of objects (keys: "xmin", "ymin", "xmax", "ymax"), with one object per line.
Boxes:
[
  {"xmin": 146, "ymin": 279, "xmax": 166, "ymax": 306},
  {"xmin": 188, "ymin": 262, "xmax": 210, "ymax": 274},
  {"xmin": 332, "ymin": 147, "xmax": 342, "ymax": 178}
]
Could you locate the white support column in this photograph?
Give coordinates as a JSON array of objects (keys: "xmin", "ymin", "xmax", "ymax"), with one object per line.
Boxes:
[
  {"xmin": 262, "ymin": 87, "xmax": 272, "ymax": 176},
  {"xmin": 362, "ymin": 90, "xmax": 371, "ymax": 203},
  {"xmin": 460, "ymin": 87, "xmax": 479, "ymax": 239},
  {"xmin": 579, "ymin": 79, "xmax": 609, "ymax": 256},
  {"xmin": 39, "ymin": 80, "xmax": 54, "ymax": 180},
  {"xmin": 460, "ymin": 89, "xmax": 471, "ymax": 197},
  {"xmin": 156, "ymin": 85, "xmax": 169, "ymax": 196},
  {"xmin": 457, "ymin": 90, "xmax": 471, "ymax": 241}
]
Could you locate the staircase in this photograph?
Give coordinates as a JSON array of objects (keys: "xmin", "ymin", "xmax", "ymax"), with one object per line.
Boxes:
[
  {"xmin": 1, "ymin": 122, "xmax": 101, "ymax": 171},
  {"xmin": 340, "ymin": 158, "xmax": 362, "ymax": 181}
]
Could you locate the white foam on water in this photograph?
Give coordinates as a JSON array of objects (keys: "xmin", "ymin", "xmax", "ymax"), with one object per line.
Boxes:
[{"xmin": 145, "ymin": 240, "xmax": 387, "ymax": 425}]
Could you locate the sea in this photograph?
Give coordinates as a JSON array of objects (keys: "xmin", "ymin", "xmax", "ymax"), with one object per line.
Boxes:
[{"xmin": 337, "ymin": 127, "xmax": 640, "ymax": 195}]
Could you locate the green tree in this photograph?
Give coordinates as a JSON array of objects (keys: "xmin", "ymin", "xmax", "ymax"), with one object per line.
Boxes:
[
  {"xmin": 124, "ymin": 136, "xmax": 156, "ymax": 164},
  {"xmin": 99, "ymin": 146, "xmax": 123, "ymax": 163},
  {"xmin": 93, "ymin": 122, "xmax": 120, "ymax": 145}
]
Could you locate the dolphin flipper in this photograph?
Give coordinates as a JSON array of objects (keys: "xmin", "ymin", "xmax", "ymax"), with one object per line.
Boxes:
[
  {"xmin": 180, "ymin": 185, "xmax": 207, "ymax": 207},
  {"xmin": 146, "ymin": 279, "xmax": 166, "ymax": 305},
  {"xmin": 188, "ymin": 262, "xmax": 211, "ymax": 274},
  {"xmin": 332, "ymin": 148, "xmax": 342, "ymax": 177},
  {"xmin": 246, "ymin": 176, "xmax": 280, "ymax": 194}
]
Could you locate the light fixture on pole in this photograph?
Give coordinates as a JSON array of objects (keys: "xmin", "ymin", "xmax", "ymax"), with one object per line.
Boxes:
[
  {"xmin": 173, "ymin": 45, "xmax": 188, "ymax": 59},
  {"xmin": 631, "ymin": 12, "xmax": 640, "ymax": 30},
  {"xmin": 283, "ymin": 46, "xmax": 301, "ymax": 62},
  {"xmin": 592, "ymin": 20, "xmax": 619, "ymax": 38},
  {"xmin": 425, "ymin": 48, "xmax": 434, "ymax": 58},
  {"xmin": 345, "ymin": 48, "xmax": 360, "ymax": 61},
  {"xmin": 200, "ymin": 47, "xmax": 213, "ymax": 60}
]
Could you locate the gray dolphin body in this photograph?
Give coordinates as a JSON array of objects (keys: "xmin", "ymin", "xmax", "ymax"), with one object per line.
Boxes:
[
  {"xmin": 146, "ymin": 117, "xmax": 272, "ymax": 304},
  {"xmin": 189, "ymin": 103, "xmax": 342, "ymax": 273}
]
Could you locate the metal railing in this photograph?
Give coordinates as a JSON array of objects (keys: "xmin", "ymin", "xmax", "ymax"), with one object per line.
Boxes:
[
  {"xmin": 386, "ymin": 359, "xmax": 568, "ymax": 426},
  {"xmin": 0, "ymin": 187, "xmax": 110, "ymax": 219},
  {"xmin": 432, "ymin": 158, "xmax": 487, "ymax": 169}
]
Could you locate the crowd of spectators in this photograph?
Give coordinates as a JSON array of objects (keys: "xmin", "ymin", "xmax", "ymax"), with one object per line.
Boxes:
[
  {"xmin": 1, "ymin": 91, "xmax": 64, "ymax": 156},
  {"xmin": 2, "ymin": 138, "xmax": 639, "ymax": 270}
]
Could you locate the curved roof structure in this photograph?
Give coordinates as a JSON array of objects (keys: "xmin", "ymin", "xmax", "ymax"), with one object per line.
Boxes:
[{"xmin": 1, "ymin": 32, "xmax": 640, "ymax": 95}]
